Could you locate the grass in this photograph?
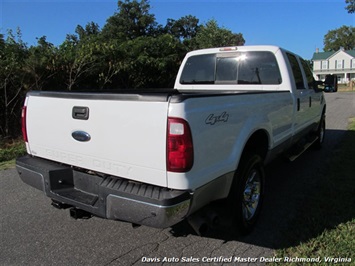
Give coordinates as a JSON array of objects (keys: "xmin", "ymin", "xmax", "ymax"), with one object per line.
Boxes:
[
  {"xmin": 338, "ymin": 84, "xmax": 355, "ymax": 92},
  {"xmin": 0, "ymin": 138, "xmax": 26, "ymax": 170},
  {"xmin": 270, "ymin": 118, "xmax": 355, "ymax": 265}
]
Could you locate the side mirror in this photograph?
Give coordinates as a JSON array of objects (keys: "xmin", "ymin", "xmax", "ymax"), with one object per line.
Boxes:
[{"xmin": 315, "ymin": 80, "xmax": 325, "ymax": 91}]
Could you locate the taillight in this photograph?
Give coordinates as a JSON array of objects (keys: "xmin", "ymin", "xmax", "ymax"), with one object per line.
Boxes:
[
  {"xmin": 167, "ymin": 117, "xmax": 193, "ymax": 172},
  {"xmin": 21, "ymin": 106, "xmax": 28, "ymax": 142}
]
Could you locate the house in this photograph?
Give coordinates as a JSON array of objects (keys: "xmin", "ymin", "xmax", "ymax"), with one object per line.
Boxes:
[{"xmin": 312, "ymin": 48, "xmax": 355, "ymax": 84}]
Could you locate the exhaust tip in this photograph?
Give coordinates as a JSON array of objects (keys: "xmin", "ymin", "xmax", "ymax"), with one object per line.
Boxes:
[
  {"xmin": 187, "ymin": 210, "xmax": 220, "ymax": 236},
  {"xmin": 198, "ymin": 223, "xmax": 209, "ymax": 236},
  {"xmin": 206, "ymin": 212, "xmax": 220, "ymax": 227},
  {"xmin": 188, "ymin": 215, "xmax": 209, "ymax": 236}
]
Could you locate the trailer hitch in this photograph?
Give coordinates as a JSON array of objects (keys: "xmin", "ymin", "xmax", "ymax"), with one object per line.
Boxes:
[{"xmin": 69, "ymin": 208, "xmax": 92, "ymax": 220}]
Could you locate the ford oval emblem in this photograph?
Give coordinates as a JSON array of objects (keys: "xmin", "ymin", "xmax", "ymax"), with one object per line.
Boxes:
[{"xmin": 72, "ymin": 131, "xmax": 91, "ymax": 142}]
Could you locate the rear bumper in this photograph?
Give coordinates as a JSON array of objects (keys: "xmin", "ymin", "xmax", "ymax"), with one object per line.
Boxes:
[{"xmin": 16, "ymin": 155, "xmax": 191, "ymax": 228}]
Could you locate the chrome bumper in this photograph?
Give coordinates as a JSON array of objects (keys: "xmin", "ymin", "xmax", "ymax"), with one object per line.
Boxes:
[{"xmin": 16, "ymin": 155, "xmax": 191, "ymax": 228}]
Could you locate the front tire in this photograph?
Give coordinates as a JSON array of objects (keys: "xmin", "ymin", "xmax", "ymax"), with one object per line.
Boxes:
[{"xmin": 229, "ymin": 153, "xmax": 265, "ymax": 235}]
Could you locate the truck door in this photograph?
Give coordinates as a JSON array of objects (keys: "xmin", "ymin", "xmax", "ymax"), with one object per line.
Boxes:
[
  {"xmin": 300, "ymin": 58, "xmax": 323, "ymax": 121},
  {"xmin": 286, "ymin": 53, "xmax": 314, "ymax": 135}
]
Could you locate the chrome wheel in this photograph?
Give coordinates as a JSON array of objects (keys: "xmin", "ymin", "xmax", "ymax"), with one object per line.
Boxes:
[
  {"xmin": 242, "ymin": 169, "xmax": 261, "ymax": 221},
  {"xmin": 229, "ymin": 153, "xmax": 265, "ymax": 235}
]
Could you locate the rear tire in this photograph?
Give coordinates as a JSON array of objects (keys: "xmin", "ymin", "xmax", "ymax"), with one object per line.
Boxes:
[{"xmin": 229, "ymin": 153, "xmax": 265, "ymax": 235}]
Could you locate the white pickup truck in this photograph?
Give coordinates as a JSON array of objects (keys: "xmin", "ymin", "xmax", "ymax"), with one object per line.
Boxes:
[{"xmin": 16, "ymin": 45, "xmax": 326, "ymax": 235}]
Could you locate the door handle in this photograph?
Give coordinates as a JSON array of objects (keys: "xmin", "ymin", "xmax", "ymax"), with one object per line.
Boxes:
[
  {"xmin": 72, "ymin": 106, "xmax": 89, "ymax": 120},
  {"xmin": 309, "ymin": 97, "xmax": 312, "ymax": 107},
  {"xmin": 297, "ymin": 98, "xmax": 300, "ymax": 111}
]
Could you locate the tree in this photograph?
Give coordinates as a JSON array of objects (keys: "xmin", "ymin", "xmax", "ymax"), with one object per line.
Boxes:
[
  {"xmin": 58, "ymin": 23, "xmax": 102, "ymax": 90},
  {"xmin": 101, "ymin": 0, "xmax": 157, "ymax": 41},
  {"xmin": 191, "ymin": 19, "xmax": 245, "ymax": 50},
  {"xmin": 323, "ymin": 25, "xmax": 355, "ymax": 51},
  {"xmin": 345, "ymin": 0, "xmax": 355, "ymax": 13},
  {"xmin": 75, "ymin": 22, "xmax": 101, "ymax": 41},
  {"xmin": 96, "ymin": 40, "xmax": 124, "ymax": 89},
  {"xmin": 117, "ymin": 34, "xmax": 185, "ymax": 88},
  {"xmin": 25, "ymin": 36, "xmax": 58, "ymax": 90},
  {"xmin": 60, "ymin": 40, "xmax": 100, "ymax": 90},
  {"xmin": 165, "ymin": 15, "xmax": 200, "ymax": 42},
  {"xmin": 0, "ymin": 33, "xmax": 5, "ymax": 49},
  {"xmin": 0, "ymin": 29, "xmax": 28, "ymax": 137}
]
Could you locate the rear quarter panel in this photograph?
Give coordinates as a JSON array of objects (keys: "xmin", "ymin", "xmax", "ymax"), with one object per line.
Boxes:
[{"xmin": 167, "ymin": 92, "xmax": 293, "ymax": 190}]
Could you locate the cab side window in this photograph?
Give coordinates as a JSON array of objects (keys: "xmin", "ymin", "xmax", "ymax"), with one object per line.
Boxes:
[
  {"xmin": 301, "ymin": 59, "xmax": 316, "ymax": 90},
  {"xmin": 287, "ymin": 53, "xmax": 305, "ymax": 90}
]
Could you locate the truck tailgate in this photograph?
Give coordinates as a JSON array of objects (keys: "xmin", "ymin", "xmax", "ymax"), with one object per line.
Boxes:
[{"xmin": 25, "ymin": 92, "xmax": 169, "ymax": 187}]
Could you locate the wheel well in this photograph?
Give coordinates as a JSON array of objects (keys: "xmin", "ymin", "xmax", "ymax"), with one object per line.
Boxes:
[{"xmin": 243, "ymin": 130, "xmax": 269, "ymax": 160}]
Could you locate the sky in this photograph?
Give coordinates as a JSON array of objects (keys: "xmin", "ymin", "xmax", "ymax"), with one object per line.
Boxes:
[{"xmin": 1, "ymin": 0, "xmax": 354, "ymax": 60}]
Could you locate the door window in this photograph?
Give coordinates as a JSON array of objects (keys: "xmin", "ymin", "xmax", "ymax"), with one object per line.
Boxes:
[
  {"xmin": 286, "ymin": 53, "xmax": 305, "ymax": 90},
  {"xmin": 301, "ymin": 59, "xmax": 316, "ymax": 90}
]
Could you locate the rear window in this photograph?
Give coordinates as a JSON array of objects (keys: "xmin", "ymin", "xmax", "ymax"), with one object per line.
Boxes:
[{"xmin": 180, "ymin": 51, "xmax": 282, "ymax": 85}]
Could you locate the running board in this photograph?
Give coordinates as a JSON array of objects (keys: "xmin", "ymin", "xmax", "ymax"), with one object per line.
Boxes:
[{"xmin": 287, "ymin": 136, "xmax": 318, "ymax": 162}]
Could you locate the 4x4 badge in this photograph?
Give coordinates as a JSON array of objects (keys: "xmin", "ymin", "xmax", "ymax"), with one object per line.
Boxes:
[{"xmin": 205, "ymin": 111, "xmax": 229, "ymax": 125}]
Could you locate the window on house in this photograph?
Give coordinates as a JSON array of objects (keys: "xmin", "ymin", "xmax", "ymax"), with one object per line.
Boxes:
[
  {"xmin": 337, "ymin": 60, "xmax": 343, "ymax": 69},
  {"xmin": 321, "ymin": 61, "xmax": 328, "ymax": 70}
]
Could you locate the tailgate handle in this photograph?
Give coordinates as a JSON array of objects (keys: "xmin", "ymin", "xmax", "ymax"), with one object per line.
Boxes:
[{"xmin": 72, "ymin": 106, "xmax": 89, "ymax": 120}]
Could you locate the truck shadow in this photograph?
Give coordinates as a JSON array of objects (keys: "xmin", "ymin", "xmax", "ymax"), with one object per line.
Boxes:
[{"xmin": 170, "ymin": 128, "xmax": 355, "ymax": 249}]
